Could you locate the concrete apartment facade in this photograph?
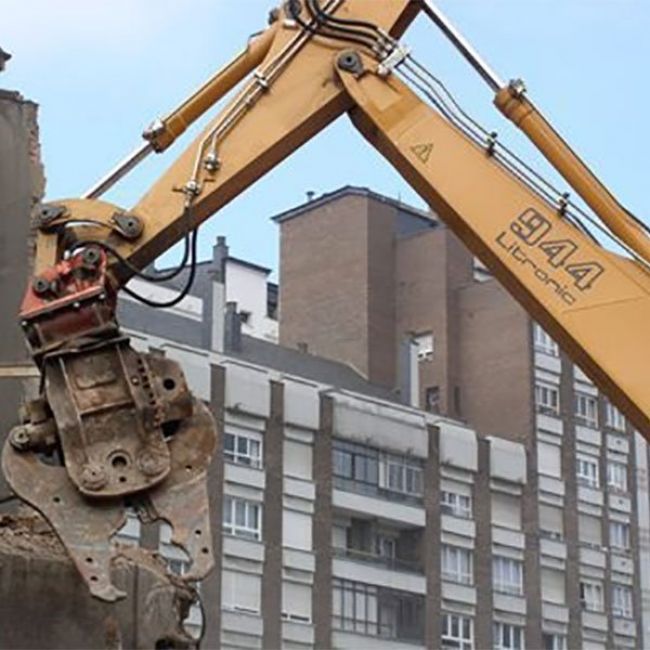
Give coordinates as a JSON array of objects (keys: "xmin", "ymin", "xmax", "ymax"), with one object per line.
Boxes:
[
  {"xmin": 114, "ymin": 195, "xmax": 646, "ymax": 649},
  {"xmin": 275, "ymin": 186, "xmax": 650, "ymax": 650},
  {"xmin": 118, "ymin": 251, "xmax": 543, "ymax": 650}
]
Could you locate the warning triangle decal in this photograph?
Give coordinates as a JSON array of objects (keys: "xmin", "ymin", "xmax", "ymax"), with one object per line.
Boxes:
[{"xmin": 411, "ymin": 142, "xmax": 433, "ymax": 164}]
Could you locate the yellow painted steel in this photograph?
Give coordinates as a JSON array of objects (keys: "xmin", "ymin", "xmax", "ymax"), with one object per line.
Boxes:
[
  {"xmin": 39, "ymin": 0, "xmax": 649, "ymax": 436},
  {"xmin": 337, "ymin": 55, "xmax": 650, "ymax": 436},
  {"xmin": 50, "ymin": 0, "xmax": 418, "ymax": 282},
  {"xmin": 495, "ymin": 86, "xmax": 650, "ymax": 266},
  {"xmin": 148, "ymin": 27, "xmax": 277, "ymax": 152}
]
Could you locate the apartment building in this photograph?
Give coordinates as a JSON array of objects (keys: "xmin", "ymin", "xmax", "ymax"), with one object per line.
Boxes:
[
  {"xmin": 118, "ymin": 252, "xmax": 550, "ymax": 649},
  {"xmin": 114, "ymin": 212, "xmax": 648, "ymax": 648},
  {"xmin": 274, "ymin": 186, "xmax": 650, "ymax": 649}
]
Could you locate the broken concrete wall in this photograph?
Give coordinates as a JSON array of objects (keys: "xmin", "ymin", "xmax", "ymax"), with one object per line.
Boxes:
[
  {"xmin": 0, "ymin": 512, "xmax": 131, "ymax": 649},
  {"xmin": 0, "ymin": 512, "xmax": 191, "ymax": 649},
  {"xmin": 0, "ymin": 90, "xmax": 43, "ymax": 500}
]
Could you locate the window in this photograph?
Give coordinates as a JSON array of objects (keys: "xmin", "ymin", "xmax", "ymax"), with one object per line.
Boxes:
[
  {"xmin": 537, "ymin": 441, "xmax": 561, "ymax": 478},
  {"xmin": 374, "ymin": 533, "xmax": 397, "ymax": 560},
  {"xmin": 492, "ymin": 556, "xmax": 523, "ymax": 596},
  {"xmin": 539, "ymin": 504, "xmax": 564, "ymax": 541},
  {"xmin": 223, "ymin": 496, "xmax": 261, "ymax": 540},
  {"xmin": 159, "ymin": 522, "xmax": 190, "ymax": 575},
  {"xmin": 414, "ymin": 332, "xmax": 434, "ymax": 361},
  {"xmin": 333, "ymin": 440, "xmax": 423, "ymax": 502},
  {"xmin": 576, "ymin": 456, "xmax": 599, "ymax": 488},
  {"xmin": 610, "ymin": 521, "xmax": 630, "ymax": 551},
  {"xmin": 580, "ymin": 580, "xmax": 604, "ymax": 612},
  {"xmin": 441, "ymin": 490, "xmax": 472, "ymax": 519},
  {"xmin": 611, "ymin": 584, "xmax": 633, "ymax": 618},
  {"xmin": 333, "ymin": 447, "xmax": 354, "ymax": 479},
  {"xmin": 541, "ymin": 568, "xmax": 566, "ymax": 604},
  {"xmin": 607, "ymin": 461, "xmax": 628, "ymax": 492},
  {"xmin": 224, "ymin": 431, "xmax": 262, "ymax": 468},
  {"xmin": 575, "ymin": 392, "xmax": 599, "ymax": 428},
  {"xmin": 579, "ymin": 514, "xmax": 602, "ymax": 547},
  {"xmin": 425, "ymin": 386, "xmax": 440, "ymax": 414},
  {"xmin": 284, "ymin": 440, "xmax": 313, "ymax": 480},
  {"xmin": 115, "ymin": 511, "xmax": 141, "ymax": 546},
  {"xmin": 441, "ymin": 545, "xmax": 473, "ymax": 585},
  {"xmin": 543, "ymin": 633, "xmax": 567, "ymax": 650},
  {"xmin": 332, "ymin": 579, "xmax": 424, "ymax": 641},
  {"xmin": 535, "ymin": 381, "xmax": 560, "ymax": 416},
  {"xmin": 605, "ymin": 400, "xmax": 626, "ymax": 431},
  {"xmin": 282, "ymin": 581, "xmax": 312, "ymax": 623},
  {"xmin": 441, "ymin": 613, "xmax": 473, "ymax": 650},
  {"xmin": 380, "ymin": 454, "xmax": 423, "ymax": 497},
  {"xmin": 493, "ymin": 622, "xmax": 524, "ymax": 650},
  {"xmin": 534, "ymin": 323, "xmax": 559, "ymax": 356},
  {"xmin": 283, "ymin": 510, "xmax": 312, "ymax": 550},
  {"xmin": 222, "ymin": 569, "xmax": 261, "ymax": 614},
  {"xmin": 492, "ymin": 492, "xmax": 521, "ymax": 531},
  {"xmin": 333, "ymin": 444, "xmax": 378, "ymax": 486}
]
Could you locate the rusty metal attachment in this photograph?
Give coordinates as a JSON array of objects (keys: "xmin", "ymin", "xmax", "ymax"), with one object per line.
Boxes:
[
  {"xmin": 3, "ymin": 394, "xmax": 216, "ymax": 602},
  {"xmin": 5, "ymin": 245, "xmax": 218, "ymax": 642}
]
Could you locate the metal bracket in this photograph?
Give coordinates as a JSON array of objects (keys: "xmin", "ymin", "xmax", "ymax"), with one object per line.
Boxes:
[
  {"xmin": 36, "ymin": 204, "xmax": 69, "ymax": 229},
  {"xmin": 377, "ymin": 43, "xmax": 410, "ymax": 77},
  {"xmin": 111, "ymin": 212, "xmax": 144, "ymax": 240},
  {"xmin": 509, "ymin": 78, "xmax": 527, "ymax": 99}
]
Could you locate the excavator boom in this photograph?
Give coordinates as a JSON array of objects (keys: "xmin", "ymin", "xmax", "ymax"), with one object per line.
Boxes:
[{"xmin": 4, "ymin": 0, "xmax": 648, "ymax": 642}]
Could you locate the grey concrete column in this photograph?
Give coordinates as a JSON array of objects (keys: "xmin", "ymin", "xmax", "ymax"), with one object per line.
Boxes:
[
  {"xmin": 474, "ymin": 436, "xmax": 493, "ymax": 649},
  {"xmin": 201, "ymin": 364, "xmax": 226, "ymax": 648},
  {"xmin": 313, "ymin": 394, "xmax": 334, "ymax": 649},
  {"xmin": 424, "ymin": 425, "xmax": 441, "ymax": 649},
  {"xmin": 262, "ymin": 381, "xmax": 284, "ymax": 649},
  {"xmin": 599, "ymin": 419, "xmax": 614, "ymax": 650},
  {"xmin": 523, "ymin": 321, "xmax": 543, "ymax": 648},
  {"xmin": 523, "ymin": 441, "xmax": 543, "ymax": 650},
  {"xmin": 560, "ymin": 360, "xmax": 582, "ymax": 650},
  {"xmin": 629, "ymin": 431, "xmax": 644, "ymax": 646}
]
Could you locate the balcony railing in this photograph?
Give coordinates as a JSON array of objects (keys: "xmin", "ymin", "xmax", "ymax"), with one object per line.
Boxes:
[
  {"xmin": 333, "ymin": 476, "xmax": 423, "ymax": 506},
  {"xmin": 333, "ymin": 546, "xmax": 422, "ymax": 574}
]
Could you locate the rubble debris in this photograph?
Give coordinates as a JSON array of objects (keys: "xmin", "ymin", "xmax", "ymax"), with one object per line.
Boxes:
[{"xmin": 0, "ymin": 507, "xmax": 65, "ymax": 559}]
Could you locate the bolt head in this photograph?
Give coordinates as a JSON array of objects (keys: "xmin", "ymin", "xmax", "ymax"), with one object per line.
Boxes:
[
  {"xmin": 204, "ymin": 153, "xmax": 221, "ymax": 173},
  {"xmin": 81, "ymin": 246, "xmax": 101, "ymax": 268},
  {"xmin": 9, "ymin": 426, "xmax": 30, "ymax": 451},
  {"xmin": 80, "ymin": 463, "xmax": 107, "ymax": 491},
  {"xmin": 32, "ymin": 277, "xmax": 50, "ymax": 296},
  {"xmin": 137, "ymin": 450, "xmax": 167, "ymax": 477}
]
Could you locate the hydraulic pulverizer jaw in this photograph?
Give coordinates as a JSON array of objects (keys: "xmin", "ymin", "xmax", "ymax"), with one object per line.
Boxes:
[{"xmin": 2, "ymin": 200, "xmax": 217, "ymax": 642}]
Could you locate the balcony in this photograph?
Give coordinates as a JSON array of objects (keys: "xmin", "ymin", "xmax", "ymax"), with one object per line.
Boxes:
[
  {"xmin": 333, "ymin": 475, "xmax": 423, "ymax": 506},
  {"xmin": 333, "ymin": 546, "xmax": 422, "ymax": 574},
  {"xmin": 332, "ymin": 577, "xmax": 425, "ymax": 645},
  {"xmin": 333, "ymin": 489, "xmax": 425, "ymax": 528},
  {"xmin": 332, "ymin": 440, "xmax": 425, "ymax": 507}
]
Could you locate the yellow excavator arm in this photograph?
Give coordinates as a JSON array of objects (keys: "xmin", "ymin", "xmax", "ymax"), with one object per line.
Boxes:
[{"xmin": 5, "ymin": 0, "xmax": 648, "ymax": 636}]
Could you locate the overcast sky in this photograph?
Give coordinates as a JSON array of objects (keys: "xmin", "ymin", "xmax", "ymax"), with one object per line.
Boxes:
[{"xmin": 3, "ymin": 1, "xmax": 648, "ymax": 276}]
